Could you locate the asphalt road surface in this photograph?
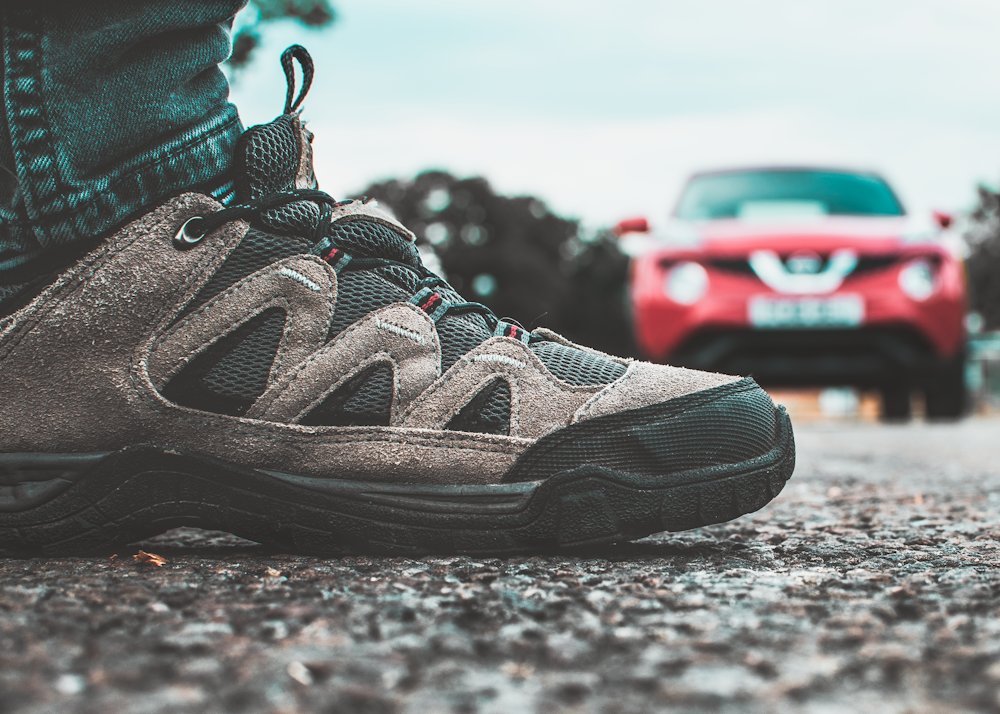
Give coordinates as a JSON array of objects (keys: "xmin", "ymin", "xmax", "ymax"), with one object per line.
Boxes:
[{"xmin": 2, "ymin": 417, "xmax": 1000, "ymax": 714}]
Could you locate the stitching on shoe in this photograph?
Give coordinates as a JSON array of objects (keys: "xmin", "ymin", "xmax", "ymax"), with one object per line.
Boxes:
[
  {"xmin": 397, "ymin": 336, "xmax": 599, "ymax": 424},
  {"xmin": 150, "ymin": 255, "xmax": 335, "ymax": 386},
  {"xmin": 374, "ymin": 317, "xmax": 425, "ymax": 345},
  {"xmin": 276, "ymin": 267, "xmax": 322, "ymax": 291},
  {"xmin": 471, "ymin": 354, "xmax": 525, "ymax": 369},
  {"xmin": 156, "ymin": 255, "xmax": 333, "ymax": 347},
  {"xmin": 252, "ymin": 302, "xmax": 438, "ymax": 417}
]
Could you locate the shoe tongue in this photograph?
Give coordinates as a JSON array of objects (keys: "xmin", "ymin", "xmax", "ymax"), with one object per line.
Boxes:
[
  {"xmin": 328, "ymin": 217, "xmax": 422, "ymax": 269},
  {"xmin": 232, "ymin": 114, "xmax": 421, "ymax": 268},
  {"xmin": 234, "ymin": 114, "xmax": 316, "ymax": 202},
  {"xmin": 232, "ymin": 113, "xmax": 321, "ymax": 237}
]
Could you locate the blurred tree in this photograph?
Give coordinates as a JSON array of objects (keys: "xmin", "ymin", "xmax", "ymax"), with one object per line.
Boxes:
[
  {"xmin": 228, "ymin": 0, "xmax": 336, "ymax": 70},
  {"xmin": 965, "ymin": 186, "xmax": 1000, "ymax": 330},
  {"xmin": 558, "ymin": 229, "xmax": 636, "ymax": 356},
  {"xmin": 357, "ymin": 171, "xmax": 637, "ymax": 356}
]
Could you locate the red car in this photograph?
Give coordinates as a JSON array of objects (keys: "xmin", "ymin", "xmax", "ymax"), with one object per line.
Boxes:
[{"xmin": 619, "ymin": 167, "xmax": 968, "ymax": 419}]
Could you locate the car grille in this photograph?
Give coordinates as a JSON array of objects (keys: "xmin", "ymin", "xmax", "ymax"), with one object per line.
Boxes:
[
  {"xmin": 704, "ymin": 259, "xmax": 757, "ymax": 275},
  {"xmin": 852, "ymin": 255, "xmax": 899, "ymax": 275},
  {"xmin": 663, "ymin": 255, "xmax": 903, "ymax": 279},
  {"xmin": 670, "ymin": 326, "xmax": 937, "ymax": 386}
]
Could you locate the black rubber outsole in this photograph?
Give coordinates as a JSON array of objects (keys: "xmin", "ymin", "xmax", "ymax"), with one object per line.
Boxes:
[{"xmin": 0, "ymin": 406, "xmax": 794, "ymax": 557}]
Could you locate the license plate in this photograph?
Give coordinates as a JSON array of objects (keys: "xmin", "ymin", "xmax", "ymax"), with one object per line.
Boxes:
[{"xmin": 748, "ymin": 295, "xmax": 865, "ymax": 328}]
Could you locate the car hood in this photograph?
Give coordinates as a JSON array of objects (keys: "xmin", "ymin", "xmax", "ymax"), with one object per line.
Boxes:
[{"xmin": 623, "ymin": 215, "xmax": 946, "ymax": 258}]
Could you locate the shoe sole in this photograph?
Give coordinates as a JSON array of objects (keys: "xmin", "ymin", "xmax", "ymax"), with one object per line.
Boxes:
[{"xmin": 0, "ymin": 405, "xmax": 793, "ymax": 557}]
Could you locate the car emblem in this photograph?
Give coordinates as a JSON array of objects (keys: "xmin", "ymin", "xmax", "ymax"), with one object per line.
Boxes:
[
  {"xmin": 749, "ymin": 249, "xmax": 858, "ymax": 294},
  {"xmin": 785, "ymin": 251, "xmax": 823, "ymax": 275}
]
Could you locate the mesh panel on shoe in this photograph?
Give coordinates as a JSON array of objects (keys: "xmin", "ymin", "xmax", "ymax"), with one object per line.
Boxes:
[
  {"xmin": 330, "ymin": 219, "xmax": 421, "ymax": 268},
  {"xmin": 437, "ymin": 313, "xmax": 492, "ymax": 371},
  {"xmin": 342, "ymin": 363, "xmax": 395, "ymax": 418},
  {"xmin": 479, "ymin": 381, "xmax": 511, "ymax": 426},
  {"xmin": 182, "ymin": 228, "xmax": 312, "ymax": 319},
  {"xmin": 233, "ymin": 114, "xmax": 320, "ymax": 237},
  {"xmin": 203, "ymin": 309, "xmax": 287, "ymax": 399},
  {"xmin": 327, "ymin": 271, "xmax": 411, "ymax": 340},
  {"xmin": 373, "ymin": 263, "xmax": 420, "ymax": 293},
  {"xmin": 176, "ymin": 111, "xmax": 510, "ymax": 411},
  {"xmin": 161, "ymin": 307, "xmax": 287, "ymax": 416},
  {"xmin": 262, "ymin": 200, "xmax": 320, "ymax": 237},
  {"xmin": 446, "ymin": 379, "xmax": 511, "ymax": 436},
  {"xmin": 299, "ymin": 361, "xmax": 394, "ymax": 427},
  {"xmin": 326, "ymin": 265, "xmax": 492, "ymax": 369},
  {"xmin": 530, "ymin": 341, "xmax": 627, "ymax": 386},
  {"xmin": 234, "ymin": 115, "xmax": 300, "ymax": 200}
]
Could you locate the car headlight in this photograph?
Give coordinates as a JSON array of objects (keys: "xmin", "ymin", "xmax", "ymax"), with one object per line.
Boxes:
[
  {"xmin": 664, "ymin": 262, "xmax": 709, "ymax": 305},
  {"xmin": 898, "ymin": 259, "xmax": 936, "ymax": 301}
]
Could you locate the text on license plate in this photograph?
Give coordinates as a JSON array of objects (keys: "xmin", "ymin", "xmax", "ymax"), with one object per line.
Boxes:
[{"xmin": 748, "ymin": 295, "xmax": 865, "ymax": 328}]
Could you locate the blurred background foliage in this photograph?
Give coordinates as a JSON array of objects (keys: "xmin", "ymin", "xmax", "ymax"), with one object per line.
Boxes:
[
  {"xmin": 356, "ymin": 171, "xmax": 637, "ymax": 357},
  {"xmin": 964, "ymin": 187, "xmax": 1000, "ymax": 331},
  {"xmin": 224, "ymin": 1, "xmax": 634, "ymax": 355},
  {"xmin": 223, "ymin": 1, "xmax": 1000, "ymax": 348},
  {"xmin": 228, "ymin": 0, "xmax": 337, "ymax": 70}
]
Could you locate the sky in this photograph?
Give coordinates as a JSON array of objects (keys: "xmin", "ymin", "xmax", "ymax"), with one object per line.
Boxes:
[{"xmin": 230, "ymin": 0, "xmax": 1000, "ymax": 230}]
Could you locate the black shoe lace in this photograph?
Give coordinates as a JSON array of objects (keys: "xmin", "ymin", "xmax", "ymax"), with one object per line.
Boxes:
[
  {"xmin": 175, "ymin": 187, "xmax": 533, "ymax": 339},
  {"xmin": 174, "ymin": 44, "xmax": 535, "ymax": 342}
]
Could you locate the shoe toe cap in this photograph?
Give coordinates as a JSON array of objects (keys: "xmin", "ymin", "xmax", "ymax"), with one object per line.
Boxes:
[
  {"xmin": 506, "ymin": 376, "xmax": 784, "ymax": 483},
  {"xmin": 573, "ymin": 360, "xmax": 742, "ymax": 423}
]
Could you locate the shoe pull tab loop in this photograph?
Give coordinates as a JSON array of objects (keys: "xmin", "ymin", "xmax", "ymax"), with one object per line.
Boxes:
[{"xmin": 281, "ymin": 45, "xmax": 314, "ymax": 115}]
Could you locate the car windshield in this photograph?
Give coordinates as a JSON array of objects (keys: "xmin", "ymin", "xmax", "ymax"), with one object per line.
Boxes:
[{"xmin": 674, "ymin": 169, "xmax": 905, "ymax": 220}]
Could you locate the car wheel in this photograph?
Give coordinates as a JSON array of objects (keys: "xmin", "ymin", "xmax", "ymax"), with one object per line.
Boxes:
[
  {"xmin": 924, "ymin": 353, "xmax": 967, "ymax": 420},
  {"xmin": 879, "ymin": 383, "xmax": 911, "ymax": 421}
]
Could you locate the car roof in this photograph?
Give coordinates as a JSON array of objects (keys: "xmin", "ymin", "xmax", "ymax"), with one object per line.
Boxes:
[
  {"xmin": 688, "ymin": 165, "xmax": 887, "ymax": 180},
  {"xmin": 676, "ymin": 166, "xmax": 906, "ymax": 216}
]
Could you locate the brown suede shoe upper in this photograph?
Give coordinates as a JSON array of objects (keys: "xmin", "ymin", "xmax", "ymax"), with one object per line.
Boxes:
[{"xmin": 0, "ymin": 194, "xmax": 739, "ymax": 485}]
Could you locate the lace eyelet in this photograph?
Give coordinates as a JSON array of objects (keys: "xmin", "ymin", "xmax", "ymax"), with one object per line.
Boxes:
[{"xmin": 173, "ymin": 217, "xmax": 206, "ymax": 250}]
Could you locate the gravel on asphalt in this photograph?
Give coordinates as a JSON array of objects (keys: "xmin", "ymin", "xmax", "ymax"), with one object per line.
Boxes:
[{"xmin": 2, "ymin": 418, "xmax": 1000, "ymax": 714}]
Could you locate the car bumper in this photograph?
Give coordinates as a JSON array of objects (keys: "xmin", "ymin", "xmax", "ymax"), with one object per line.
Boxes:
[
  {"xmin": 667, "ymin": 326, "xmax": 952, "ymax": 387},
  {"xmin": 631, "ymin": 256, "xmax": 967, "ymax": 367}
]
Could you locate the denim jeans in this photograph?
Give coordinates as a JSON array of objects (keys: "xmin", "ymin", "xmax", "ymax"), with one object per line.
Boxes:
[{"xmin": 0, "ymin": 0, "xmax": 246, "ymax": 280}]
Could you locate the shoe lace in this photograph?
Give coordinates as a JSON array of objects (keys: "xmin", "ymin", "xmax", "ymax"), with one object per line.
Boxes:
[
  {"xmin": 174, "ymin": 45, "xmax": 535, "ymax": 343},
  {"xmin": 175, "ymin": 187, "xmax": 536, "ymax": 343}
]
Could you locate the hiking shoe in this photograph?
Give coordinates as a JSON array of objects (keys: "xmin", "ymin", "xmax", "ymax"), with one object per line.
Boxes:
[{"xmin": 0, "ymin": 47, "xmax": 794, "ymax": 556}]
